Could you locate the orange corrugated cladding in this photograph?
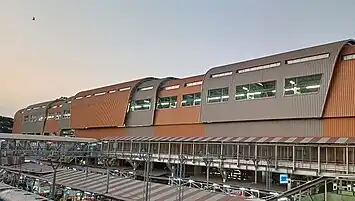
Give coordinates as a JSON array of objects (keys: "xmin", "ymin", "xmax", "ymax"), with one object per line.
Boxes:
[
  {"xmin": 70, "ymin": 93, "xmax": 128, "ymax": 128},
  {"xmin": 70, "ymin": 81, "xmax": 138, "ymax": 129},
  {"xmin": 44, "ymin": 107, "xmax": 60, "ymax": 133},
  {"xmin": 323, "ymin": 118, "xmax": 355, "ymax": 137},
  {"xmin": 155, "ymin": 75, "xmax": 203, "ymax": 125},
  {"xmin": 76, "ymin": 127, "xmax": 127, "ymax": 139},
  {"xmin": 12, "ymin": 109, "xmax": 23, "ymax": 133},
  {"xmin": 323, "ymin": 45, "xmax": 355, "ymax": 137},
  {"xmin": 154, "ymin": 124, "xmax": 205, "ymax": 137}
]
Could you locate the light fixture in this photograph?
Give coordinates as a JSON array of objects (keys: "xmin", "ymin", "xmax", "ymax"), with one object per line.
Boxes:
[{"xmin": 306, "ymin": 85, "xmax": 320, "ymax": 89}]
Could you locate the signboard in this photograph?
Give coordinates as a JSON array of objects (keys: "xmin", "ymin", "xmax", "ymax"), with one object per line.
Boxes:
[{"xmin": 280, "ymin": 174, "xmax": 288, "ymax": 184}]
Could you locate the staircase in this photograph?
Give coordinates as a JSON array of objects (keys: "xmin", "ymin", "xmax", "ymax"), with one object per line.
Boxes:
[{"xmin": 266, "ymin": 176, "xmax": 331, "ymax": 201}]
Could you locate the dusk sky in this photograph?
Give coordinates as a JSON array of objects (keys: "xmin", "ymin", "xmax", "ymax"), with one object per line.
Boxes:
[{"xmin": 1, "ymin": 0, "xmax": 355, "ymax": 117}]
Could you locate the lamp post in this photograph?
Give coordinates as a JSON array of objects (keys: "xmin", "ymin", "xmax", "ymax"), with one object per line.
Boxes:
[
  {"xmin": 103, "ymin": 157, "xmax": 112, "ymax": 194},
  {"xmin": 49, "ymin": 156, "xmax": 62, "ymax": 200},
  {"xmin": 177, "ymin": 154, "xmax": 187, "ymax": 201},
  {"xmin": 202, "ymin": 154, "xmax": 213, "ymax": 190},
  {"xmin": 140, "ymin": 148, "xmax": 152, "ymax": 201},
  {"xmin": 265, "ymin": 157, "xmax": 273, "ymax": 190}
]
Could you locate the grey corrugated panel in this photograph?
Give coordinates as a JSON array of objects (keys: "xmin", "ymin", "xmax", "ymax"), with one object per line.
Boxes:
[
  {"xmin": 58, "ymin": 99, "xmax": 71, "ymax": 130},
  {"xmin": 22, "ymin": 100, "xmax": 54, "ymax": 134},
  {"xmin": 204, "ymin": 119, "xmax": 323, "ymax": 137},
  {"xmin": 126, "ymin": 78, "xmax": 174, "ymax": 127},
  {"xmin": 201, "ymin": 39, "xmax": 354, "ymax": 123},
  {"xmin": 0, "ymin": 133, "xmax": 97, "ymax": 142}
]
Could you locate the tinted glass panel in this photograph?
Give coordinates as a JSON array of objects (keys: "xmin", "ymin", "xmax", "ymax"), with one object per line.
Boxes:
[
  {"xmin": 182, "ymin": 92, "xmax": 201, "ymax": 106},
  {"xmin": 284, "ymin": 74, "xmax": 322, "ymax": 96},
  {"xmin": 157, "ymin": 96, "xmax": 177, "ymax": 109},
  {"xmin": 236, "ymin": 81, "xmax": 276, "ymax": 100},
  {"xmin": 207, "ymin": 87, "xmax": 229, "ymax": 103},
  {"xmin": 130, "ymin": 99, "xmax": 151, "ymax": 111}
]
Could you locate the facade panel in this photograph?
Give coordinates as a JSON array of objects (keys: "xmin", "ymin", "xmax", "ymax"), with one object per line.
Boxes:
[
  {"xmin": 125, "ymin": 78, "xmax": 173, "ymax": 127},
  {"xmin": 12, "ymin": 39, "xmax": 355, "ymax": 139},
  {"xmin": 58, "ymin": 98, "xmax": 72, "ymax": 130},
  {"xmin": 201, "ymin": 40, "xmax": 353, "ymax": 123},
  {"xmin": 12, "ymin": 109, "xmax": 24, "ymax": 133},
  {"xmin": 43, "ymin": 101, "xmax": 61, "ymax": 135},
  {"xmin": 154, "ymin": 124, "xmax": 205, "ymax": 137},
  {"xmin": 22, "ymin": 101, "xmax": 53, "ymax": 134},
  {"xmin": 204, "ymin": 119, "xmax": 323, "ymax": 137},
  {"xmin": 70, "ymin": 79, "xmax": 142, "ymax": 129},
  {"xmin": 154, "ymin": 75, "xmax": 203, "ymax": 125},
  {"xmin": 324, "ymin": 45, "xmax": 355, "ymax": 118},
  {"xmin": 126, "ymin": 126, "xmax": 155, "ymax": 137},
  {"xmin": 323, "ymin": 118, "xmax": 355, "ymax": 137},
  {"xmin": 42, "ymin": 97, "xmax": 72, "ymax": 135},
  {"xmin": 75, "ymin": 127, "xmax": 127, "ymax": 139}
]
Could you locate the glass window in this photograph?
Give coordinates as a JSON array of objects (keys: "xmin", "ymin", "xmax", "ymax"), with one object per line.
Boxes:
[
  {"xmin": 157, "ymin": 96, "xmax": 177, "ymax": 109},
  {"xmin": 284, "ymin": 74, "xmax": 322, "ymax": 96},
  {"xmin": 286, "ymin": 53, "xmax": 329, "ymax": 64},
  {"xmin": 24, "ymin": 115, "xmax": 29, "ymax": 123},
  {"xmin": 182, "ymin": 92, "xmax": 201, "ymax": 106},
  {"xmin": 47, "ymin": 113, "xmax": 54, "ymax": 119},
  {"xmin": 207, "ymin": 87, "xmax": 229, "ymax": 103},
  {"xmin": 238, "ymin": 62, "xmax": 281, "ymax": 74},
  {"xmin": 130, "ymin": 99, "xmax": 151, "ymax": 111},
  {"xmin": 236, "ymin": 81, "xmax": 276, "ymax": 100},
  {"xmin": 55, "ymin": 112, "xmax": 61, "ymax": 120},
  {"xmin": 211, "ymin": 71, "xmax": 233, "ymax": 78},
  {"xmin": 343, "ymin": 54, "xmax": 355, "ymax": 61},
  {"xmin": 63, "ymin": 110, "xmax": 71, "ymax": 119}
]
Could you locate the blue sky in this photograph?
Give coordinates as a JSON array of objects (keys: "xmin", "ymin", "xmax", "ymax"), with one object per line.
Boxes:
[{"xmin": 1, "ymin": 0, "xmax": 355, "ymax": 117}]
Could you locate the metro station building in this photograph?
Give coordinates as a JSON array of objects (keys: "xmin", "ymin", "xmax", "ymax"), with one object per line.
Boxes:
[{"xmin": 10, "ymin": 39, "xmax": 355, "ymax": 192}]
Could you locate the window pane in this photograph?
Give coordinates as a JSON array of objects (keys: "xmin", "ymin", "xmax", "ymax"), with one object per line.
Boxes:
[
  {"xmin": 182, "ymin": 93, "xmax": 201, "ymax": 106},
  {"xmin": 182, "ymin": 94, "xmax": 194, "ymax": 106},
  {"xmin": 194, "ymin": 92, "xmax": 201, "ymax": 105},
  {"xmin": 222, "ymin": 87, "xmax": 229, "ymax": 102},
  {"xmin": 207, "ymin": 89, "xmax": 222, "ymax": 103},
  {"xmin": 157, "ymin": 97, "xmax": 170, "ymax": 109},
  {"xmin": 284, "ymin": 74, "xmax": 322, "ymax": 96},
  {"xmin": 157, "ymin": 96, "xmax": 177, "ymax": 109},
  {"xmin": 130, "ymin": 99, "xmax": 151, "ymax": 111},
  {"xmin": 248, "ymin": 81, "xmax": 276, "ymax": 99},
  {"xmin": 236, "ymin": 81, "xmax": 276, "ymax": 100},
  {"xmin": 235, "ymin": 84, "xmax": 248, "ymax": 100},
  {"xmin": 207, "ymin": 88, "xmax": 229, "ymax": 103},
  {"xmin": 170, "ymin": 96, "xmax": 177, "ymax": 108}
]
